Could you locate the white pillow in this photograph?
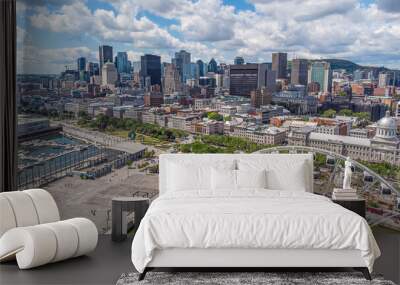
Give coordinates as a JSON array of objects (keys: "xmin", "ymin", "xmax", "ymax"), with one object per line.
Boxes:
[
  {"xmin": 167, "ymin": 160, "xmax": 236, "ymax": 192},
  {"xmin": 211, "ymin": 168, "xmax": 236, "ymax": 191},
  {"xmin": 266, "ymin": 160, "xmax": 308, "ymax": 191},
  {"xmin": 236, "ymin": 169, "xmax": 267, "ymax": 189},
  {"xmin": 238, "ymin": 159, "xmax": 309, "ymax": 192},
  {"xmin": 167, "ymin": 162, "xmax": 210, "ymax": 191}
]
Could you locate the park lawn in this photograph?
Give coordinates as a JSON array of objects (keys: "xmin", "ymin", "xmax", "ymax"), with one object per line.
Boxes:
[
  {"xmin": 107, "ymin": 130, "xmax": 130, "ymax": 138},
  {"xmin": 135, "ymin": 134, "xmax": 171, "ymax": 146}
]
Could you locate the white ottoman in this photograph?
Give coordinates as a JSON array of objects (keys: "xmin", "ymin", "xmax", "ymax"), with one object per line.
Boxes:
[
  {"xmin": 0, "ymin": 189, "xmax": 98, "ymax": 269},
  {"xmin": 0, "ymin": 218, "xmax": 98, "ymax": 269}
]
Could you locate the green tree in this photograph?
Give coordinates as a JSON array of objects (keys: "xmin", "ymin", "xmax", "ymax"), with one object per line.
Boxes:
[
  {"xmin": 353, "ymin": 112, "xmax": 370, "ymax": 121},
  {"xmin": 338, "ymin": 109, "xmax": 353, "ymax": 116},
  {"xmin": 322, "ymin": 109, "xmax": 337, "ymax": 118},
  {"xmin": 207, "ymin": 112, "xmax": 223, "ymax": 121}
]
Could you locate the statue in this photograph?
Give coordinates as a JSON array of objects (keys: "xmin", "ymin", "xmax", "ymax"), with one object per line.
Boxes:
[{"xmin": 343, "ymin": 157, "xmax": 353, "ymax": 190}]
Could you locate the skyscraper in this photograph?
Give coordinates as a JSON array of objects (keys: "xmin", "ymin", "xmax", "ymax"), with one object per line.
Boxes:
[
  {"xmin": 102, "ymin": 62, "xmax": 118, "ymax": 87},
  {"xmin": 378, "ymin": 72, "xmax": 394, "ymax": 88},
  {"xmin": 291, "ymin": 59, "xmax": 308, "ymax": 86},
  {"xmin": 308, "ymin": 61, "xmax": 332, "ymax": 93},
  {"xmin": 163, "ymin": 63, "xmax": 181, "ymax": 95},
  {"xmin": 272, "ymin": 52, "xmax": 287, "ymax": 79},
  {"xmin": 115, "ymin": 52, "xmax": 129, "ymax": 74},
  {"xmin": 77, "ymin": 57, "xmax": 86, "ymax": 72},
  {"xmin": 234, "ymin": 56, "xmax": 244, "ymax": 65},
  {"xmin": 229, "ymin": 63, "xmax": 270, "ymax": 97},
  {"xmin": 132, "ymin": 61, "xmax": 141, "ymax": 73},
  {"xmin": 173, "ymin": 50, "xmax": 191, "ymax": 82},
  {"xmin": 208, "ymin": 58, "xmax": 218, "ymax": 73},
  {"xmin": 99, "ymin": 45, "xmax": 113, "ymax": 76},
  {"xmin": 141, "ymin": 54, "xmax": 161, "ymax": 87},
  {"xmin": 196, "ymin": 60, "xmax": 205, "ymax": 77}
]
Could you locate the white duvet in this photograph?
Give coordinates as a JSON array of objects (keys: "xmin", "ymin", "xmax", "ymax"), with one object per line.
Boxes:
[{"xmin": 131, "ymin": 190, "xmax": 380, "ymax": 273}]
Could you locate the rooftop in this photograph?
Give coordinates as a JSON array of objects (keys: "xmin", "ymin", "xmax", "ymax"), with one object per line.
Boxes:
[
  {"xmin": 18, "ymin": 115, "xmax": 49, "ymax": 124},
  {"xmin": 309, "ymin": 132, "xmax": 371, "ymax": 147},
  {"xmin": 108, "ymin": 141, "xmax": 147, "ymax": 154}
]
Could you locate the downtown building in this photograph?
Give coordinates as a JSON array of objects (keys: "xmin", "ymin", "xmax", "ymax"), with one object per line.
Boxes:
[
  {"xmin": 115, "ymin": 52, "xmax": 130, "ymax": 74},
  {"xmin": 173, "ymin": 50, "xmax": 191, "ymax": 83},
  {"xmin": 101, "ymin": 62, "xmax": 118, "ymax": 89},
  {"xmin": 291, "ymin": 59, "xmax": 308, "ymax": 86},
  {"xmin": 99, "ymin": 45, "xmax": 113, "ymax": 76},
  {"xmin": 272, "ymin": 52, "xmax": 287, "ymax": 79},
  {"xmin": 288, "ymin": 111, "xmax": 400, "ymax": 165},
  {"xmin": 272, "ymin": 88, "xmax": 317, "ymax": 115},
  {"xmin": 192, "ymin": 120, "xmax": 224, "ymax": 135},
  {"xmin": 229, "ymin": 63, "xmax": 276, "ymax": 97},
  {"xmin": 251, "ymin": 87, "xmax": 273, "ymax": 108},
  {"xmin": 230, "ymin": 122, "xmax": 286, "ymax": 145},
  {"xmin": 308, "ymin": 61, "xmax": 332, "ymax": 93},
  {"xmin": 141, "ymin": 54, "xmax": 162, "ymax": 88},
  {"xmin": 162, "ymin": 63, "xmax": 182, "ymax": 95}
]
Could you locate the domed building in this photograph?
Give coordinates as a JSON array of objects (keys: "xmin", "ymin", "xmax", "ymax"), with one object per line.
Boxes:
[
  {"xmin": 372, "ymin": 111, "xmax": 399, "ymax": 144},
  {"xmin": 288, "ymin": 111, "xmax": 400, "ymax": 166}
]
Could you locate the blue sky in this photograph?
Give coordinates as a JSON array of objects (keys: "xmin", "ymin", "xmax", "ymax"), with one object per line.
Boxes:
[{"xmin": 16, "ymin": 0, "xmax": 400, "ymax": 74}]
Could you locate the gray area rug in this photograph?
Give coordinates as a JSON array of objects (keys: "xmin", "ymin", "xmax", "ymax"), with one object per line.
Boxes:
[{"xmin": 116, "ymin": 272, "xmax": 396, "ymax": 285}]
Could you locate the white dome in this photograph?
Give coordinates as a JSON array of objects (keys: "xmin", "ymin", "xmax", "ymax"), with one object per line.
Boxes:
[
  {"xmin": 377, "ymin": 111, "xmax": 396, "ymax": 130},
  {"xmin": 373, "ymin": 110, "xmax": 398, "ymax": 141}
]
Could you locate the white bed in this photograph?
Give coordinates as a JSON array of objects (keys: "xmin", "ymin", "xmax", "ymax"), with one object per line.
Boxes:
[{"xmin": 131, "ymin": 154, "xmax": 380, "ymax": 280}]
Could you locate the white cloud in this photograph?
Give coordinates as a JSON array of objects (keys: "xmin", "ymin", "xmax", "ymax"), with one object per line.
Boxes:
[
  {"xmin": 20, "ymin": 0, "xmax": 400, "ymax": 73},
  {"xmin": 18, "ymin": 46, "xmax": 96, "ymax": 74}
]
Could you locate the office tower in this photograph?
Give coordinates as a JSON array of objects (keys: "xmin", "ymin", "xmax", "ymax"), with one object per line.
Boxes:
[
  {"xmin": 353, "ymin": 69, "xmax": 368, "ymax": 81},
  {"xmin": 229, "ymin": 63, "xmax": 270, "ymax": 97},
  {"xmin": 378, "ymin": 72, "xmax": 394, "ymax": 88},
  {"xmin": 251, "ymin": 87, "xmax": 272, "ymax": 108},
  {"xmin": 132, "ymin": 61, "xmax": 141, "ymax": 73},
  {"xmin": 116, "ymin": 52, "xmax": 129, "ymax": 74},
  {"xmin": 140, "ymin": 54, "xmax": 161, "ymax": 87},
  {"xmin": 188, "ymin": 62, "xmax": 199, "ymax": 81},
  {"xmin": 163, "ymin": 63, "xmax": 181, "ymax": 95},
  {"xmin": 234, "ymin": 56, "xmax": 244, "ymax": 65},
  {"xmin": 308, "ymin": 61, "xmax": 332, "ymax": 93},
  {"xmin": 77, "ymin": 57, "xmax": 86, "ymax": 72},
  {"xmin": 93, "ymin": 63, "xmax": 99, "ymax": 76},
  {"xmin": 86, "ymin": 62, "xmax": 100, "ymax": 76},
  {"xmin": 208, "ymin": 58, "xmax": 218, "ymax": 73},
  {"xmin": 173, "ymin": 50, "xmax": 191, "ymax": 82},
  {"xmin": 102, "ymin": 62, "xmax": 118, "ymax": 87},
  {"xmin": 291, "ymin": 59, "xmax": 308, "ymax": 86},
  {"xmin": 99, "ymin": 45, "xmax": 113, "ymax": 76},
  {"xmin": 265, "ymin": 69, "xmax": 277, "ymax": 93},
  {"xmin": 86, "ymin": 62, "xmax": 94, "ymax": 75},
  {"xmin": 272, "ymin": 52, "xmax": 287, "ymax": 79},
  {"xmin": 196, "ymin": 60, "xmax": 205, "ymax": 77}
]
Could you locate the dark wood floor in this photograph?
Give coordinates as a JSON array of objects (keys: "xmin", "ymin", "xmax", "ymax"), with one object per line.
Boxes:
[
  {"xmin": 1, "ymin": 229, "xmax": 399, "ymax": 285},
  {"xmin": 0, "ymin": 236, "xmax": 134, "ymax": 285}
]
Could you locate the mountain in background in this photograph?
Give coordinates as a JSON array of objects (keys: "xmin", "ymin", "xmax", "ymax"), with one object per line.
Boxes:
[{"xmin": 319, "ymin": 59, "xmax": 392, "ymax": 73}]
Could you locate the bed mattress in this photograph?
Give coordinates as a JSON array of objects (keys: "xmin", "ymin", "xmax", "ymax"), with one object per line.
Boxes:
[{"xmin": 131, "ymin": 190, "xmax": 380, "ymax": 273}]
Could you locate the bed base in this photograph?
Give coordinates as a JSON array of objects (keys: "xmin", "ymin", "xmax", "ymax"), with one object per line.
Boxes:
[
  {"xmin": 138, "ymin": 248, "xmax": 372, "ymax": 281},
  {"xmin": 138, "ymin": 267, "xmax": 371, "ymax": 281}
]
